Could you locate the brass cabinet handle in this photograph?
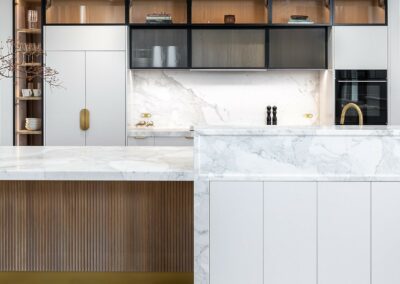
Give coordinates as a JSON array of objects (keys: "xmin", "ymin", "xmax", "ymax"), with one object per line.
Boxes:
[{"xmin": 80, "ymin": 109, "xmax": 90, "ymax": 131}]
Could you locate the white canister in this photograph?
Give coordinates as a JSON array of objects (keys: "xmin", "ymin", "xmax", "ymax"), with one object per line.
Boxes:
[
  {"xmin": 80, "ymin": 5, "xmax": 87, "ymax": 24},
  {"xmin": 166, "ymin": 46, "xmax": 179, "ymax": 68},
  {"xmin": 152, "ymin": 46, "xmax": 164, "ymax": 68}
]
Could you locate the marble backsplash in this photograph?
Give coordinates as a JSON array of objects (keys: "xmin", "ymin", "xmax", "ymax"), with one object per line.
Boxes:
[{"xmin": 128, "ymin": 70, "xmax": 325, "ymax": 129}]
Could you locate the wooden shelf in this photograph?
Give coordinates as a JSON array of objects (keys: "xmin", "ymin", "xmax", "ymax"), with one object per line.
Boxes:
[
  {"xmin": 17, "ymin": 130, "xmax": 43, "ymax": 135},
  {"xmin": 18, "ymin": 63, "xmax": 42, "ymax": 67},
  {"xmin": 17, "ymin": 28, "xmax": 41, "ymax": 34},
  {"xmin": 16, "ymin": 96, "xmax": 42, "ymax": 101}
]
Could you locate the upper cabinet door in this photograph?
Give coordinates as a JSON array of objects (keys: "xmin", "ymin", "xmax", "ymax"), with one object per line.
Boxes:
[
  {"xmin": 86, "ymin": 51, "xmax": 126, "ymax": 146},
  {"xmin": 264, "ymin": 182, "xmax": 317, "ymax": 284},
  {"xmin": 318, "ymin": 182, "xmax": 371, "ymax": 284},
  {"xmin": 45, "ymin": 26, "xmax": 126, "ymax": 51},
  {"xmin": 372, "ymin": 182, "xmax": 400, "ymax": 284},
  {"xmin": 334, "ymin": 26, "xmax": 388, "ymax": 70},
  {"xmin": 45, "ymin": 51, "xmax": 86, "ymax": 146},
  {"xmin": 269, "ymin": 28, "xmax": 327, "ymax": 69},
  {"xmin": 210, "ymin": 181, "xmax": 263, "ymax": 284},
  {"xmin": 192, "ymin": 29, "xmax": 266, "ymax": 69},
  {"xmin": 45, "ymin": 0, "xmax": 125, "ymax": 24}
]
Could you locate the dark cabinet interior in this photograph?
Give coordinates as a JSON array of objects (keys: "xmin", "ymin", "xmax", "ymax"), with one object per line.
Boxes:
[
  {"xmin": 268, "ymin": 28, "xmax": 327, "ymax": 69},
  {"xmin": 191, "ymin": 29, "xmax": 265, "ymax": 68},
  {"xmin": 130, "ymin": 29, "xmax": 188, "ymax": 69}
]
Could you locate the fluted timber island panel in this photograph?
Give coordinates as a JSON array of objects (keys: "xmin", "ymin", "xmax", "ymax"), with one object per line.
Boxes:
[{"xmin": 0, "ymin": 181, "xmax": 193, "ymax": 272}]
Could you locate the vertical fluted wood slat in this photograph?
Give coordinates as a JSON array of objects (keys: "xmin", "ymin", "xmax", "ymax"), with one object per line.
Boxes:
[{"xmin": 0, "ymin": 181, "xmax": 193, "ymax": 272}]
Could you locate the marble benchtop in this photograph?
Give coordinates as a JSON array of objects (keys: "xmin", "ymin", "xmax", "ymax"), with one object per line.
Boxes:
[
  {"xmin": 195, "ymin": 125, "xmax": 400, "ymax": 181},
  {"xmin": 0, "ymin": 146, "xmax": 193, "ymax": 181},
  {"xmin": 195, "ymin": 125, "xmax": 400, "ymax": 136}
]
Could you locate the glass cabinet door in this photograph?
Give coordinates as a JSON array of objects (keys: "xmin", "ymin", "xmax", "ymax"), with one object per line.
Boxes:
[
  {"xmin": 191, "ymin": 29, "xmax": 266, "ymax": 68},
  {"xmin": 334, "ymin": 0, "xmax": 386, "ymax": 24},
  {"xmin": 191, "ymin": 0, "xmax": 268, "ymax": 24},
  {"xmin": 268, "ymin": 28, "xmax": 326, "ymax": 69},
  {"xmin": 130, "ymin": 29, "xmax": 188, "ymax": 68},
  {"xmin": 272, "ymin": 0, "xmax": 331, "ymax": 24},
  {"xmin": 46, "ymin": 0, "xmax": 125, "ymax": 24},
  {"xmin": 129, "ymin": 0, "xmax": 187, "ymax": 24}
]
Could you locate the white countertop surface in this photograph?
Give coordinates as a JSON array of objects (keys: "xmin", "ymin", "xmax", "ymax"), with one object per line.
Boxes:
[
  {"xmin": 0, "ymin": 146, "xmax": 193, "ymax": 181},
  {"xmin": 195, "ymin": 125, "xmax": 400, "ymax": 136}
]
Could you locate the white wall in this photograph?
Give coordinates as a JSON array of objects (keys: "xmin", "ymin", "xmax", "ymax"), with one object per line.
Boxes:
[
  {"xmin": 128, "ymin": 70, "xmax": 323, "ymax": 128},
  {"xmin": 0, "ymin": 0, "xmax": 13, "ymax": 145},
  {"xmin": 388, "ymin": 0, "xmax": 400, "ymax": 125}
]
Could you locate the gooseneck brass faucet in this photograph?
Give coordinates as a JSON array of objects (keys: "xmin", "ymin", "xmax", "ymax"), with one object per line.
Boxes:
[{"xmin": 340, "ymin": 103, "xmax": 364, "ymax": 125}]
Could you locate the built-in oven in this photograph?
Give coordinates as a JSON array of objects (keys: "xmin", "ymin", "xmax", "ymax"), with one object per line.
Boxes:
[{"xmin": 335, "ymin": 70, "xmax": 387, "ymax": 125}]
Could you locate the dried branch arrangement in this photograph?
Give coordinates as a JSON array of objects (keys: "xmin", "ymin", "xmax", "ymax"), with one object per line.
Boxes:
[{"xmin": 0, "ymin": 38, "xmax": 61, "ymax": 88}]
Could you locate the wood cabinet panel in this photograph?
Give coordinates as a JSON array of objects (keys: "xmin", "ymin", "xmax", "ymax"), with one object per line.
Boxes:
[
  {"xmin": 334, "ymin": 0, "xmax": 386, "ymax": 24},
  {"xmin": 130, "ymin": 0, "xmax": 188, "ymax": 24},
  {"xmin": 191, "ymin": 0, "xmax": 268, "ymax": 24},
  {"xmin": 272, "ymin": 0, "xmax": 330, "ymax": 24},
  {"xmin": 0, "ymin": 181, "xmax": 193, "ymax": 272}
]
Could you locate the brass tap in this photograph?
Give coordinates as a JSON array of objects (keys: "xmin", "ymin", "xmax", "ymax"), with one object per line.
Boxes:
[{"xmin": 340, "ymin": 103, "xmax": 364, "ymax": 125}]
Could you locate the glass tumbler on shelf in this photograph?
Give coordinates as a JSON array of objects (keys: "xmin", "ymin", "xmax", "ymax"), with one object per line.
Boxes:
[{"xmin": 27, "ymin": 10, "xmax": 38, "ymax": 29}]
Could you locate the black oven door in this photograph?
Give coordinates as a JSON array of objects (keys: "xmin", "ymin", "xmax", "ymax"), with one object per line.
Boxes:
[{"xmin": 335, "ymin": 80, "xmax": 387, "ymax": 125}]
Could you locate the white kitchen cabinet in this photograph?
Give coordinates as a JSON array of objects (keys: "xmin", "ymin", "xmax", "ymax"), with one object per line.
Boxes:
[
  {"xmin": 44, "ymin": 26, "xmax": 126, "ymax": 51},
  {"xmin": 154, "ymin": 137, "xmax": 193, "ymax": 146},
  {"xmin": 264, "ymin": 182, "xmax": 317, "ymax": 284},
  {"xmin": 86, "ymin": 52, "xmax": 125, "ymax": 146},
  {"xmin": 334, "ymin": 26, "xmax": 388, "ymax": 69},
  {"xmin": 44, "ymin": 26, "xmax": 126, "ymax": 146},
  {"xmin": 372, "ymin": 182, "xmax": 400, "ymax": 284},
  {"xmin": 45, "ymin": 51, "xmax": 86, "ymax": 146},
  {"xmin": 127, "ymin": 136, "xmax": 154, "ymax": 146},
  {"xmin": 318, "ymin": 182, "xmax": 371, "ymax": 284},
  {"xmin": 210, "ymin": 181, "xmax": 263, "ymax": 284}
]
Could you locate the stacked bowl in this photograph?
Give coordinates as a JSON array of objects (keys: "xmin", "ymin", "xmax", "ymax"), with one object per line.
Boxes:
[{"xmin": 25, "ymin": 118, "xmax": 41, "ymax": 131}]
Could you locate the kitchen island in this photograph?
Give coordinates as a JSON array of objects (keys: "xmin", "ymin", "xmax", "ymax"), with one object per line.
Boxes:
[
  {"xmin": 0, "ymin": 146, "xmax": 194, "ymax": 283},
  {"xmin": 194, "ymin": 126, "xmax": 400, "ymax": 284}
]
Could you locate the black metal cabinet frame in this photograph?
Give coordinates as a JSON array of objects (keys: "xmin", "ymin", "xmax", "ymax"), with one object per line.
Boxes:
[{"xmin": 39, "ymin": 0, "xmax": 388, "ymax": 70}]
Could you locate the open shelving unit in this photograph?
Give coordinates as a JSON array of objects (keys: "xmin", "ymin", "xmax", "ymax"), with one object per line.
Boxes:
[{"xmin": 14, "ymin": 0, "xmax": 44, "ymax": 146}]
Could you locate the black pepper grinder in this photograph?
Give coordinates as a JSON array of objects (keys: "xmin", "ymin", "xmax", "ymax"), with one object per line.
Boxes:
[
  {"xmin": 266, "ymin": 106, "xmax": 272, "ymax": 125},
  {"xmin": 272, "ymin": 106, "xmax": 278, "ymax": 125}
]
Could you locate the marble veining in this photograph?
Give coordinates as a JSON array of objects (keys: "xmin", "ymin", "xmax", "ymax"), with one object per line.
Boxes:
[
  {"xmin": 195, "ymin": 127, "xmax": 400, "ymax": 181},
  {"xmin": 0, "ymin": 146, "xmax": 193, "ymax": 181},
  {"xmin": 128, "ymin": 70, "xmax": 321, "ymax": 128}
]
